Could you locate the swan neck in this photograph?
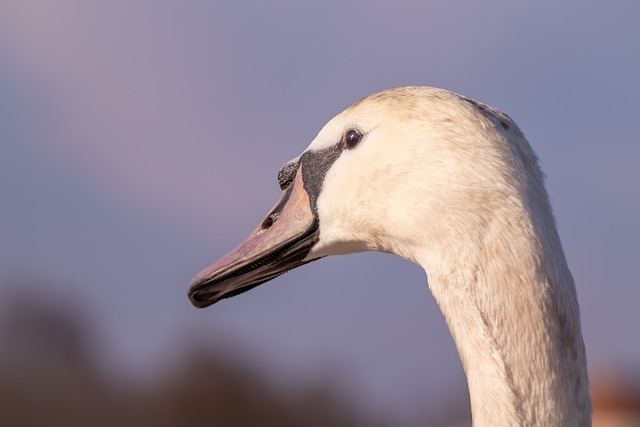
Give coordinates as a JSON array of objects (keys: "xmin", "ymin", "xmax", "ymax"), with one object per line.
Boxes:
[{"xmin": 420, "ymin": 222, "xmax": 592, "ymax": 426}]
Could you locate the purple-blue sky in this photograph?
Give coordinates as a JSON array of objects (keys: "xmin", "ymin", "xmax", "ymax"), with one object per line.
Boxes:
[{"xmin": 2, "ymin": 0, "xmax": 639, "ymax": 421}]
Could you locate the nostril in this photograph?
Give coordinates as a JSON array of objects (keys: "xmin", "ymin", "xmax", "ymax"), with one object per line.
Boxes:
[{"xmin": 258, "ymin": 213, "xmax": 279, "ymax": 233}]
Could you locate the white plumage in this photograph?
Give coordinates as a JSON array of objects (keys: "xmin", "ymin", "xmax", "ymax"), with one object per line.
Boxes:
[{"xmin": 189, "ymin": 87, "xmax": 593, "ymax": 426}]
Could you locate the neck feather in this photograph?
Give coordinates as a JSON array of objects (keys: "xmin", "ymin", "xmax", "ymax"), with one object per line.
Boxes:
[{"xmin": 415, "ymin": 204, "xmax": 592, "ymax": 426}]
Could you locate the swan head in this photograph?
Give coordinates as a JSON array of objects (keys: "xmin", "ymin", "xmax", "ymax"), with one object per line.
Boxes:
[{"xmin": 188, "ymin": 86, "xmax": 541, "ymax": 308}]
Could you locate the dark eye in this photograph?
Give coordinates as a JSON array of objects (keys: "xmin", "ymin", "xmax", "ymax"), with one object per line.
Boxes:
[{"xmin": 342, "ymin": 129, "xmax": 362, "ymax": 149}]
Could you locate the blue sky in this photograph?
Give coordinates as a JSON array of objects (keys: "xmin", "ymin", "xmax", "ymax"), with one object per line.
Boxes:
[{"xmin": 2, "ymin": 0, "xmax": 639, "ymax": 421}]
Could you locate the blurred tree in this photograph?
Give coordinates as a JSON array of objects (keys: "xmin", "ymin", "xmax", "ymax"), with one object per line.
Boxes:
[
  {"xmin": 3, "ymin": 280, "xmax": 573, "ymax": 426},
  {"xmin": 0, "ymin": 282, "xmax": 390, "ymax": 427}
]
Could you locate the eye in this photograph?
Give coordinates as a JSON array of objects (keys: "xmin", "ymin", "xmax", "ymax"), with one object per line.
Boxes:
[{"xmin": 342, "ymin": 128, "xmax": 362, "ymax": 150}]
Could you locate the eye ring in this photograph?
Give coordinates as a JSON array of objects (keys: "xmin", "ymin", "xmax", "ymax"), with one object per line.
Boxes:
[{"xmin": 342, "ymin": 128, "xmax": 363, "ymax": 150}]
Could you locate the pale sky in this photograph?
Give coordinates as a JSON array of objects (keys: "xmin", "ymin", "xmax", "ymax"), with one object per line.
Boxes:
[{"xmin": 1, "ymin": 0, "xmax": 639, "ymax": 421}]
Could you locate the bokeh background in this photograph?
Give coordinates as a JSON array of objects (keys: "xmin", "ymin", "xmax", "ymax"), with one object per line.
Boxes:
[{"xmin": 1, "ymin": 1, "xmax": 639, "ymax": 426}]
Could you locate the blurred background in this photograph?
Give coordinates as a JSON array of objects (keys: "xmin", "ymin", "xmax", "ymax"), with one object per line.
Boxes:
[{"xmin": 1, "ymin": 1, "xmax": 639, "ymax": 426}]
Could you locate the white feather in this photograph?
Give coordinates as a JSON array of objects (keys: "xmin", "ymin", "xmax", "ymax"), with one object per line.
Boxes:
[{"xmin": 304, "ymin": 87, "xmax": 592, "ymax": 426}]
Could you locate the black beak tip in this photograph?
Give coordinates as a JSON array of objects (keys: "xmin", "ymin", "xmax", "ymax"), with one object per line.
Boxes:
[{"xmin": 187, "ymin": 277, "xmax": 218, "ymax": 309}]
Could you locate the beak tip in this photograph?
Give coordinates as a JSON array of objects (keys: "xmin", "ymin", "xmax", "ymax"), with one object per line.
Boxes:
[
  {"xmin": 187, "ymin": 274, "xmax": 216, "ymax": 309},
  {"xmin": 188, "ymin": 288, "xmax": 214, "ymax": 309}
]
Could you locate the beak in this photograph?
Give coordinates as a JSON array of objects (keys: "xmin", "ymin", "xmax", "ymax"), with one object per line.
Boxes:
[{"xmin": 188, "ymin": 170, "xmax": 319, "ymax": 308}]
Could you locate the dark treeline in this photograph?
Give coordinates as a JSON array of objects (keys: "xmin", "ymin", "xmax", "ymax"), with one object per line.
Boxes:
[
  {"xmin": 0, "ymin": 283, "xmax": 470, "ymax": 427},
  {"xmin": 2, "ymin": 281, "xmax": 639, "ymax": 426}
]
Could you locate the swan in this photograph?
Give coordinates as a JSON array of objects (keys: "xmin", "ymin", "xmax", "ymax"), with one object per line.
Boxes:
[{"xmin": 188, "ymin": 86, "xmax": 592, "ymax": 426}]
